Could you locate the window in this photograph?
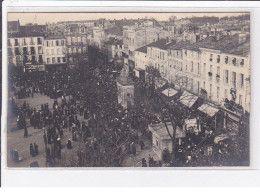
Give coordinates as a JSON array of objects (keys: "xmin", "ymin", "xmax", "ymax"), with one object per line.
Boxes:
[
  {"xmin": 61, "ymin": 40, "xmax": 65, "ymax": 46},
  {"xmin": 52, "ymin": 57, "xmax": 56, "ymax": 64},
  {"xmin": 197, "ymin": 63, "xmax": 200, "ymax": 75},
  {"xmin": 39, "ymin": 47, "xmax": 43, "ymax": 54},
  {"xmin": 37, "ymin": 38, "xmax": 42, "ymax": 45},
  {"xmin": 8, "ymin": 39, "xmax": 11, "ymax": 46},
  {"xmin": 46, "ymin": 41, "xmax": 49, "ymax": 47},
  {"xmin": 68, "ymin": 48, "xmax": 72, "ymax": 54},
  {"xmin": 210, "ymin": 84, "xmax": 212, "ymax": 98},
  {"xmin": 232, "ymin": 72, "xmax": 236, "ymax": 88},
  {"xmin": 210, "ymin": 54, "xmax": 213, "ymax": 62},
  {"xmin": 217, "ymin": 86, "xmax": 220, "ymax": 99},
  {"xmin": 203, "ymin": 63, "xmax": 206, "ymax": 75},
  {"xmin": 32, "ymin": 56, "xmax": 36, "ymax": 63},
  {"xmin": 57, "ymin": 48, "xmax": 61, "ymax": 55},
  {"xmin": 232, "ymin": 58, "xmax": 237, "ymax": 66},
  {"xmin": 15, "ymin": 39, "xmax": 18, "ymax": 46},
  {"xmin": 30, "ymin": 47, "xmax": 35, "ymax": 54},
  {"xmin": 47, "ymin": 58, "xmax": 50, "ymax": 64},
  {"xmin": 191, "ymin": 62, "xmax": 194, "ymax": 72},
  {"xmin": 191, "ymin": 78, "xmax": 193, "ymax": 90},
  {"xmin": 15, "ymin": 48, "xmax": 20, "ymax": 55},
  {"xmin": 203, "ymin": 81, "xmax": 206, "ymax": 89},
  {"xmin": 67, "ymin": 37, "xmax": 71, "ymax": 45},
  {"xmin": 56, "ymin": 40, "xmax": 59, "ymax": 46},
  {"xmin": 216, "ymin": 66, "xmax": 220, "ymax": 83},
  {"xmin": 217, "ymin": 55, "xmax": 220, "ymax": 63},
  {"xmin": 225, "ymin": 89, "xmax": 228, "ymax": 99},
  {"xmin": 197, "ymin": 81, "xmax": 200, "ymax": 93},
  {"xmin": 241, "ymin": 59, "xmax": 245, "ymax": 66},
  {"xmin": 46, "ymin": 49, "xmax": 49, "ymax": 55},
  {"xmin": 239, "ymin": 95, "xmax": 243, "ymax": 106},
  {"xmin": 23, "ymin": 38, "xmax": 27, "ymax": 45},
  {"xmin": 51, "ymin": 49, "xmax": 54, "ymax": 55},
  {"xmin": 23, "ymin": 47, "xmax": 28, "ymax": 55},
  {"xmin": 225, "ymin": 70, "xmax": 229, "ymax": 84},
  {"xmin": 39, "ymin": 55, "xmax": 43, "ymax": 63},
  {"xmin": 240, "ymin": 74, "xmax": 244, "ymax": 89},
  {"xmin": 225, "ymin": 56, "xmax": 228, "ymax": 64},
  {"xmin": 63, "ymin": 57, "xmax": 66, "ymax": 62},
  {"xmin": 57, "ymin": 57, "xmax": 61, "ymax": 63}
]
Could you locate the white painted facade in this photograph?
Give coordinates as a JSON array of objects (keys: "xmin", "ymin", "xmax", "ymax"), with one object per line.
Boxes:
[{"xmin": 44, "ymin": 37, "xmax": 67, "ymax": 65}]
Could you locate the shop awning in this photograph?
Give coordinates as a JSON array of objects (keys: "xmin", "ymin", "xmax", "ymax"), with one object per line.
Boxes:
[
  {"xmin": 198, "ymin": 103, "xmax": 219, "ymax": 117},
  {"xmin": 155, "ymin": 78, "xmax": 167, "ymax": 90},
  {"xmin": 161, "ymin": 88, "xmax": 178, "ymax": 98},
  {"xmin": 179, "ymin": 91, "xmax": 199, "ymax": 108}
]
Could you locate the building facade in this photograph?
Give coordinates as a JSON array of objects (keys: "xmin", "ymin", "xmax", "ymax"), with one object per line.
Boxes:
[
  {"xmin": 8, "ymin": 32, "xmax": 45, "ymax": 67},
  {"xmin": 44, "ymin": 35, "xmax": 67, "ymax": 66}
]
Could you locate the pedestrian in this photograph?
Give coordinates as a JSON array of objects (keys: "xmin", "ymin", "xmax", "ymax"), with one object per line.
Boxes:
[
  {"xmin": 34, "ymin": 143, "xmax": 39, "ymax": 155},
  {"xmin": 139, "ymin": 139, "xmax": 145, "ymax": 150},
  {"xmin": 24, "ymin": 125, "xmax": 28, "ymax": 138},
  {"xmin": 30, "ymin": 143, "xmax": 35, "ymax": 157},
  {"xmin": 67, "ymin": 139, "xmax": 72, "ymax": 149}
]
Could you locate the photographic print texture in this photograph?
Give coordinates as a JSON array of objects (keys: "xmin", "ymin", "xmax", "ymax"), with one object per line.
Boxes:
[{"xmin": 6, "ymin": 12, "xmax": 250, "ymax": 168}]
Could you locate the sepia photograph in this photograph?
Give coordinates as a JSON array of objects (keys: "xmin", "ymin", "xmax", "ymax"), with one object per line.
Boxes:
[{"xmin": 6, "ymin": 12, "xmax": 250, "ymax": 168}]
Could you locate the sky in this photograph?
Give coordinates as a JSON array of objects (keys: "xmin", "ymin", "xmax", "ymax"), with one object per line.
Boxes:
[{"xmin": 8, "ymin": 12, "xmax": 249, "ymax": 25}]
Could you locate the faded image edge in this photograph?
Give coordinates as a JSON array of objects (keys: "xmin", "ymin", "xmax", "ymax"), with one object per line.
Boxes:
[{"xmin": 6, "ymin": 12, "xmax": 250, "ymax": 168}]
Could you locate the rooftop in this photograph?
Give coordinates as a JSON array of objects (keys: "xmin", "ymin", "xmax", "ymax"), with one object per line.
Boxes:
[
  {"xmin": 45, "ymin": 35, "xmax": 66, "ymax": 40},
  {"xmin": 8, "ymin": 21, "xmax": 20, "ymax": 32},
  {"xmin": 184, "ymin": 34, "xmax": 250, "ymax": 56},
  {"xmin": 104, "ymin": 38, "xmax": 123, "ymax": 45},
  {"xmin": 8, "ymin": 31, "xmax": 45, "ymax": 38}
]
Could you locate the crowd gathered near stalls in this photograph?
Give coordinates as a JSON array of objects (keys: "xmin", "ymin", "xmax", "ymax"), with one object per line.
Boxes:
[{"xmin": 8, "ymin": 48, "xmax": 249, "ymax": 167}]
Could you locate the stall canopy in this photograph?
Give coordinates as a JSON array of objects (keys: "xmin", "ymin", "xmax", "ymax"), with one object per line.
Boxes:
[
  {"xmin": 198, "ymin": 103, "xmax": 219, "ymax": 117},
  {"xmin": 134, "ymin": 67, "xmax": 144, "ymax": 78},
  {"xmin": 179, "ymin": 91, "xmax": 199, "ymax": 108},
  {"xmin": 161, "ymin": 87, "xmax": 178, "ymax": 98},
  {"xmin": 148, "ymin": 122, "xmax": 186, "ymax": 139},
  {"xmin": 155, "ymin": 78, "xmax": 167, "ymax": 90}
]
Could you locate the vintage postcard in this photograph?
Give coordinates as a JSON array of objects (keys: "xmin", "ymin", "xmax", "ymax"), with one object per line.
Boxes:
[{"xmin": 6, "ymin": 12, "xmax": 250, "ymax": 168}]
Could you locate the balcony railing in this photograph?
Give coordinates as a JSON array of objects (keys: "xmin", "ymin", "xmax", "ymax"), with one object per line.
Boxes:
[{"xmin": 30, "ymin": 42, "xmax": 36, "ymax": 45}]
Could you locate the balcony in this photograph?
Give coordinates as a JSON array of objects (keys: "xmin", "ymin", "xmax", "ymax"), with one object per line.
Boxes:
[
  {"xmin": 30, "ymin": 42, "xmax": 36, "ymax": 45},
  {"xmin": 38, "ymin": 50, "xmax": 43, "ymax": 54}
]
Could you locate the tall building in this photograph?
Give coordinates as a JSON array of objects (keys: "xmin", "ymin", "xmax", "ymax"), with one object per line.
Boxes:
[
  {"xmin": 8, "ymin": 32, "xmax": 45, "ymax": 67},
  {"xmin": 44, "ymin": 35, "xmax": 67, "ymax": 66}
]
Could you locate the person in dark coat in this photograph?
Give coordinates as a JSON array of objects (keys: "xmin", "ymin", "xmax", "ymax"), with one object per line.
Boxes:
[
  {"xmin": 24, "ymin": 125, "xmax": 28, "ymax": 138},
  {"xmin": 30, "ymin": 143, "xmax": 35, "ymax": 157},
  {"xmin": 34, "ymin": 143, "xmax": 39, "ymax": 155},
  {"xmin": 67, "ymin": 139, "xmax": 72, "ymax": 149},
  {"xmin": 139, "ymin": 139, "xmax": 145, "ymax": 150}
]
